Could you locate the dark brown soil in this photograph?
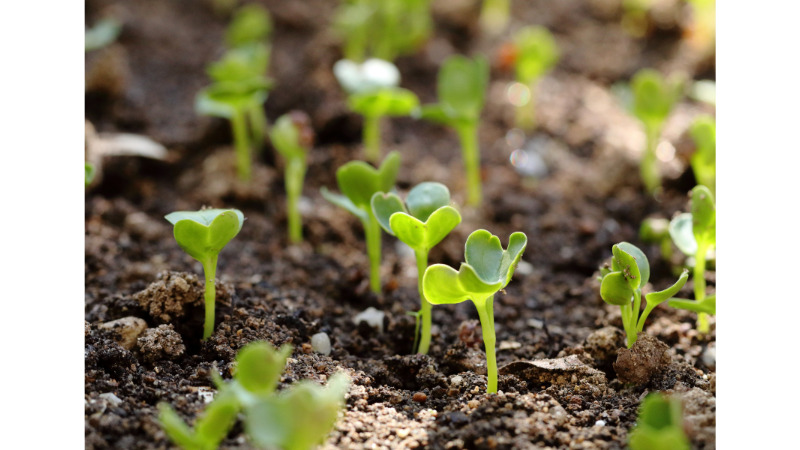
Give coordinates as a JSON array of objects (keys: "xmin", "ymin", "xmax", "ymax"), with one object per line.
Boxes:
[{"xmin": 85, "ymin": 0, "xmax": 716, "ymax": 448}]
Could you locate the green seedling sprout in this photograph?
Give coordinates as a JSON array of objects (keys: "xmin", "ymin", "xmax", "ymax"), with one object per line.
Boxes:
[
  {"xmin": 668, "ymin": 185, "xmax": 716, "ymax": 333},
  {"xmin": 629, "ymin": 69, "xmax": 683, "ymax": 194},
  {"xmin": 160, "ymin": 341, "xmax": 349, "ymax": 450},
  {"xmin": 479, "ymin": 0, "xmax": 510, "ymax": 35},
  {"xmin": 321, "ymin": 152, "xmax": 401, "ymax": 294},
  {"xmin": 164, "ymin": 209, "xmax": 244, "ymax": 340},
  {"xmin": 689, "ymin": 115, "xmax": 716, "ymax": 196},
  {"xmin": 628, "ymin": 393, "xmax": 690, "ymax": 450},
  {"xmin": 423, "ymin": 230, "xmax": 527, "ymax": 393},
  {"xmin": 85, "ymin": 162, "xmax": 96, "ymax": 188},
  {"xmin": 639, "ymin": 217, "xmax": 673, "ymax": 264},
  {"xmin": 371, "ymin": 182, "xmax": 462, "ymax": 354},
  {"xmin": 271, "ymin": 111, "xmax": 315, "ymax": 243},
  {"xmin": 511, "ymin": 26, "xmax": 559, "ymax": 131},
  {"xmin": 333, "ymin": 0, "xmax": 432, "ymax": 63},
  {"xmin": 600, "ymin": 242, "xmax": 688, "ymax": 348},
  {"xmin": 417, "ymin": 55, "xmax": 489, "ymax": 206},
  {"xmin": 85, "ymin": 17, "xmax": 121, "ymax": 52},
  {"xmin": 334, "ymin": 58, "xmax": 417, "ymax": 163}
]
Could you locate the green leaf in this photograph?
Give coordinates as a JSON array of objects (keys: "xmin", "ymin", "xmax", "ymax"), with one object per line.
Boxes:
[
  {"xmin": 196, "ymin": 78, "xmax": 272, "ymax": 119},
  {"xmin": 158, "ymin": 403, "xmax": 202, "ymax": 450},
  {"xmin": 423, "ymin": 263, "xmax": 499, "ymax": 306},
  {"xmin": 628, "ymin": 393, "xmax": 690, "ymax": 450},
  {"xmin": 348, "ymin": 87, "xmax": 419, "ymax": 118},
  {"xmin": 244, "ymin": 373, "xmax": 350, "ymax": 450},
  {"xmin": 437, "ymin": 55, "xmax": 489, "ymax": 122},
  {"xmin": 644, "ymin": 270, "xmax": 689, "ymax": 307},
  {"xmin": 669, "ymin": 295, "xmax": 715, "ymax": 315},
  {"xmin": 234, "ymin": 342, "xmax": 291, "ymax": 399},
  {"xmin": 514, "ymin": 26, "xmax": 560, "ymax": 85},
  {"xmin": 321, "ymin": 187, "xmax": 368, "ymax": 221},
  {"xmin": 85, "ymin": 162, "xmax": 96, "ymax": 187},
  {"xmin": 335, "ymin": 151, "xmax": 400, "ymax": 211},
  {"xmin": 613, "ymin": 242, "xmax": 650, "ymax": 289},
  {"xmin": 465, "ymin": 230, "xmax": 527, "ymax": 287},
  {"xmin": 416, "ymin": 206, "xmax": 461, "ymax": 249},
  {"xmin": 194, "ymin": 390, "xmax": 240, "ymax": 449},
  {"xmin": 165, "ymin": 209, "xmax": 244, "ymax": 262},
  {"xmin": 689, "ymin": 116, "xmax": 715, "ymax": 193},
  {"xmin": 631, "ymin": 69, "xmax": 681, "ymax": 130},
  {"xmin": 415, "ymin": 104, "xmax": 453, "ymax": 126},
  {"xmin": 600, "ymin": 272, "xmax": 634, "ymax": 306},
  {"xmin": 226, "ymin": 3, "xmax": 272, "ymax": 48},
  {"xmin": 690, "ymin": 185, "xmax": 715, "ymax": 246},
  {"xmin": 371, "ymin": 192, "xmax": 407, "ymax": 235},
  {"xmin": 639, "ymin": 218, "xmax": 669, "ymax": 243},
  {"xmin": 208, "ymin": 45, "xmax": 269, "ymax": 83},
  {"xmin": 669, "ymin": 213, "xmax": 697, "ymax": 256},
  {"xmin": 406, "ymin": 182, "xmax": 451, "ymax": 222}
]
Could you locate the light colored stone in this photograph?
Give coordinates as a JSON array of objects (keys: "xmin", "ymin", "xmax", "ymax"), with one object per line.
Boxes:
[
  {"xmin": 353, "ymin": 307, "xmax": 385, "ymax": 333},
  {"xmin": 311, "ymin": 332, "xmax": 332, "ymax": 356},
  {"xmin": 99, "ymin": 316, "xmax": 147, "ymax": 350}
]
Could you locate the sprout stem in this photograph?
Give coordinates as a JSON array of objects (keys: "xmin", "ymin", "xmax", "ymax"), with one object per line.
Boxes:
[
  {"xmin": 476, "ymin": 295, "xmax": 498, "ymax": 393},
  {"xmin": 456, "ymin": 124, "xmax": 482, "ymax": 206},
  {"xmin": 201, "ymin": 256, "xmax": 219, "ymax": 340},
  {"xmin": 621, "ymin": 303, "xmax": 637, "ymax": 348},
  {"xmin": 694, "ymin": 241, "xmax": 710, "ymax": 333},
  {"xmin": 415, "ymin": 249, "xmax": 432, "ymax": 355},
  {"xmin": 364, "ymin": 214, "xmax": 382, "ymax": 294},
  {"xmin": 641, "ymin": 124, "xmax": 660, "ymax": 194},
  {"xmin": 248, "ymin": 103, "xmax": 269, "ymax": 154},
  {"xmin": 363, "ymin": 114, "xmax": 381, "ymax": 163},
  {"xmin": 515, "ymin": 82, "xmax": 537, "ymax": 131},
  {"xmin": 285, "ymin": 157, "xmax": 307, "ymax": 243},
  {"xmin": 231, "ymin": 109, "xmax": 252, "ymax": 181}
]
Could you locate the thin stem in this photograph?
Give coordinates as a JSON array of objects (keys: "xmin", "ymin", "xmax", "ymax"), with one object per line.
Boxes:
[
  {"xmin": 285, "ymin": 157, "xmax": 307, "ymax": 244},
  {"xmin": 201, "ymin": 255, "xmax": 219, "ymax": 340},
  {"xmin": 364, "ymin": 214, "xmax": 382, "ymax": 294},
  {"xmin": 414, "ymin": 249, "xmax": 432, "ymax": 355},
  {"xmin": 231, "ymin": 109, "xmax": 252, "ymax": 181},
  {"xmin": 363, "ymin": 114, "xmax": 382, "ymax": 164},
  {"xmin": 475, "ymin": 295, "xmax": 498, "ymax": 394},
  {"xmin": 694, "ymin": 241, "xmax": 710, "ymax": 333},
  {"xmin": 248, "ymin": 103, "xmax": 269, "ymax": 155},
  {"xmin": 641, "ymin": 124, "xmax": 661, "ymax": 194},
  {"xmin": 621, "ymin": 303, "xmax": 637, "ymax": 348},
  {"xmin": 632, "ymin": 289, "xmax": 642, "ymax": 326},
  {"xmin": 514, "ymin": 81, "xmax": 537, "ymax": 131},
  {"xmin": 456, "ymin": 123, "xmax": 482, "ymax": 207}
]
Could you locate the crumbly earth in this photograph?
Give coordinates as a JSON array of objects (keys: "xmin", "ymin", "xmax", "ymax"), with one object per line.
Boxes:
[{"xmin": 85, "ymin": 0, "xmax": 716, "ymax": 448}]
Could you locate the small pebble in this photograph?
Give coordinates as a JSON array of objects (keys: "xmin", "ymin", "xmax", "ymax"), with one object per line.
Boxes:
[
  {"xmin": 468, "ymin": 400, "xmax": 479, "ymax": 409},
  {"xmin": 595, "ymin": 420, "xmax": 606, "ymax": 427},
  {"xmin": 99, "ymin": 316, "xmax": 147, "ymax": 350},
  {"xmin": 413, "ymin": 392, "xmax": 428, "ymax": 402},
  {"xmin": 353, "ymin": 307, "xmax": 385, "ymax": 333},
  {"xmin": 311, "ymin": 332, "xmax": 331, "ymax": 355}
]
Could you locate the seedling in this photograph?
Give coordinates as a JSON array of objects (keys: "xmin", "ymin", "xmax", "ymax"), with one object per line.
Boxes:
[
  {"xmin": 333, "ymin": 0, "xmax": 432, "ymax": 63},
  {"xmin": 371, "ymin": 182, "xmax": 462, "ymax": 354},
  {"xmin": 511, "ymin": 26, "xmax": 559, "ymax": 131},
  {"xmin": 164, "ymin": 209, "xmax": 244, "ymax": 340},
  {"xmin": 423, "ymin": 229, "xmax": 527, "ymax": 393},
  {"xmin": 417, "ymin": 55, "xmax": 489, "ymax": 206},
  {"xmin": 271, "ymin": 111, "xmax": 315, "ymax": 243},
  {"xmin": 689, "ymin": 116, "xmax": 715, "ymax": 196},
  {"xmin": 668, "ymin": 185, "xmax": 716, "ymax": 332},
  {"xmin": 480, "ymin": 0, "xmax": 510, "ymax": 35},
  {"xmin": 628, "ymin": 69, "xmax": 683, "ymax": 193},
  {"xmin": 334, "ymin": 58, "xmax": 418, "ymax": 162},
  {"xmin": 628, "ymin": 393, "xmax": 690, "ymax": 450},
  {"xmin": 321, "ymin": 152, "xmax": 401, "ymax": 294},
  {"xmin": 599, "ymin": 242, "xmax": 688, "ymax": 348},
  {"xmin": 160, "ymin": 341, "xmax": 349, "ymax": 450},
  {"xmin": 85, "ymin": 162, "xmax": 96, "ymax": 188},
  {"xmin": 639, "ymin": 217, "xmax": 673, "ymax": 263}
]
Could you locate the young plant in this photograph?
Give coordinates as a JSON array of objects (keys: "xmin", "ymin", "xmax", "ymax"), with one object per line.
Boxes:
[
  {"xmin": 629, "ymin": 69, "xmax": 683, "ymax": 193},
  {"xmin": 85, "ymin": 162, "xmax": 96, "ymax": 188},
  {"xmin": 668, "ymin": 185, "xmax": 716, "ymax": 333},
  {"xmin": 639, "ymin": 217, "xmax": 673, "ymax": 264},
  {"xmin": 334, "ymin": 58, "xmax": 418, "ymax": 163},
  {"xmin": 423, "ymin": 230, "xmax": 527, "ymax": 393},
  {"xmin": 417, "ymin": 55, "xmax": 489, "ymax": 206},
  {"xmin": 321, "ymin": 152, "xmax": 401, "ymax": 294},
  {"xmin": 511, "ymin": 26, "xmax": 559, "ymax": 131},
  {"xmin": 479, "ymin": 0, "xmax": 510, "ymax": 35},
  {"xmin": 689, "ymin": 115, "xmax": 715, "ymax": 196},
  {"xmin": 164, "ymin": 209, "xmax": 244, "ymax": 340},
  {"xmin": 271, "ymin": 111, "xmax": 315, "ymax": 243},
  {"xmin": 628, "ymin": 393, "xmax": 690, "ymax": 450},
  {"xmin": 599, "ymin": 242, "xmax": 688, "ymax": 348},
  {"xmin": 371, "ymin": 182, "xmax": 462, "ymax": 354},
  {"xmin": 159, "ymin": 341, "xmax": 350, "ymax": 450}
]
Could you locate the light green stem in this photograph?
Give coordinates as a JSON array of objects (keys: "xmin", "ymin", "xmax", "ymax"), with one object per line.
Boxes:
[
  {"xmin": 456, "ymin": 124, "xmax": 482, "ymax": 206},
  {"xmin": 415, "ymin": 249, "xmax": 432, "ymax": 355},
  {"xmin": 364, "ymin": 214, "xmax": 382, "ymax": 294},
  {"xmin": 285, "ymin": 157, "xmax": 307, "ymax": 243},
  {"xmin": 231, "ymin": 109, "xmax": 252, "ymax": 181},
  {"xmin": 621, "ymin": 303, "xmax": 637, "ymax": 348},
  {"xmin": 695, "ymin": 241, "xmax": 710, "ymax": 333},
  {"xmin": 479, "ymin": 0, "xmax": 510, "ymax": 34},
  {"xmin": 641, "ymin": 124, "xmax": 661, "ymax": 194},
  {"xmin": 475, "ymin": 295, "xmax": 497, "ymax": 394},
  {"xmin": 248, "ymin": 103, "xmax": 269, "ymax": 154},
  {"xmin": 363, "ymin": 114, "xmax": 381, "ymax": 164},
  {"xmin": 201, "ymin": 256, "xmax": 219, "ymax": 340},
  {"xmin": 514, "ymin": 81, "xmax": 537, "ymax": 131}
]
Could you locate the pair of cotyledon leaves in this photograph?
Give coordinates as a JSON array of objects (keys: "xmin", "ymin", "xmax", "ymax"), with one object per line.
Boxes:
[
  {"xmin": 196, "ymin": 45, "xmax": 273, "ymax": 119},
  {"xmin": 668, "ymin": 185, "xmax": 716, "ymax": 256},
  {"xmin": 320, "ymin": 151, "xmax": 401, "ymax": 222},
  {"xmin": 600, "ymin": 242, "xmax": 688, "ymax": 308},
  {"xmin": 416, "ymin": 55, "xmax": 489, "ymax": 127},
  {"xmin": 423, "ymin": 230, "xmax": 528, "ymax": 306},
  {"xmin": 514, "ymin": 26, "xmax": 560, "ymax": 85},
  {"xmin": 334, "ymin": 58, "xmax": 419, "ymax": 119},
  {"xmin": 164, "ymin": 209, "xmax": 245, "ymax": 263},
  {"xmin": 630, "ymin": 69, "xmax": 684, "ymax": 130}
]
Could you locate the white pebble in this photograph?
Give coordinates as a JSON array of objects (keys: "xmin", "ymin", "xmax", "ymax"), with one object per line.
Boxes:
[
  {"xmin": 595, "ymin": 420, "xmax": 606, "ymax": 427},
  {"xmin": 311, "ymin": 332, "xmax": 332, "ymax": 356},
  {"xmin": 353, "ymin": 307, "xmax": 385, "ymax": 333}
]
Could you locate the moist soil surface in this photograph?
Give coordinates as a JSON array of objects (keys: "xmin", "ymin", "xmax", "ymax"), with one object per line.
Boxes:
[{"xmin": 85, "ymin": 0, "xmax": 716, "ymax": 448}]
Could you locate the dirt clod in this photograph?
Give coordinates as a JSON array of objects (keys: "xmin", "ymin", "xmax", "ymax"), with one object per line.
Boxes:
[
  {"xmin": 613, "ymin": 333, "xmax": 671, "ymax": 385},
  {"xmin": 137, "ymin": 324, "xmax": 186, "ymax": 363},
  {"xmin": 133, "ymin": 271, "xmax": 232, "ymax": 322},
  {"xmin": 413, "ymin": 392, "xmax": 428, "ymax": 402}
]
